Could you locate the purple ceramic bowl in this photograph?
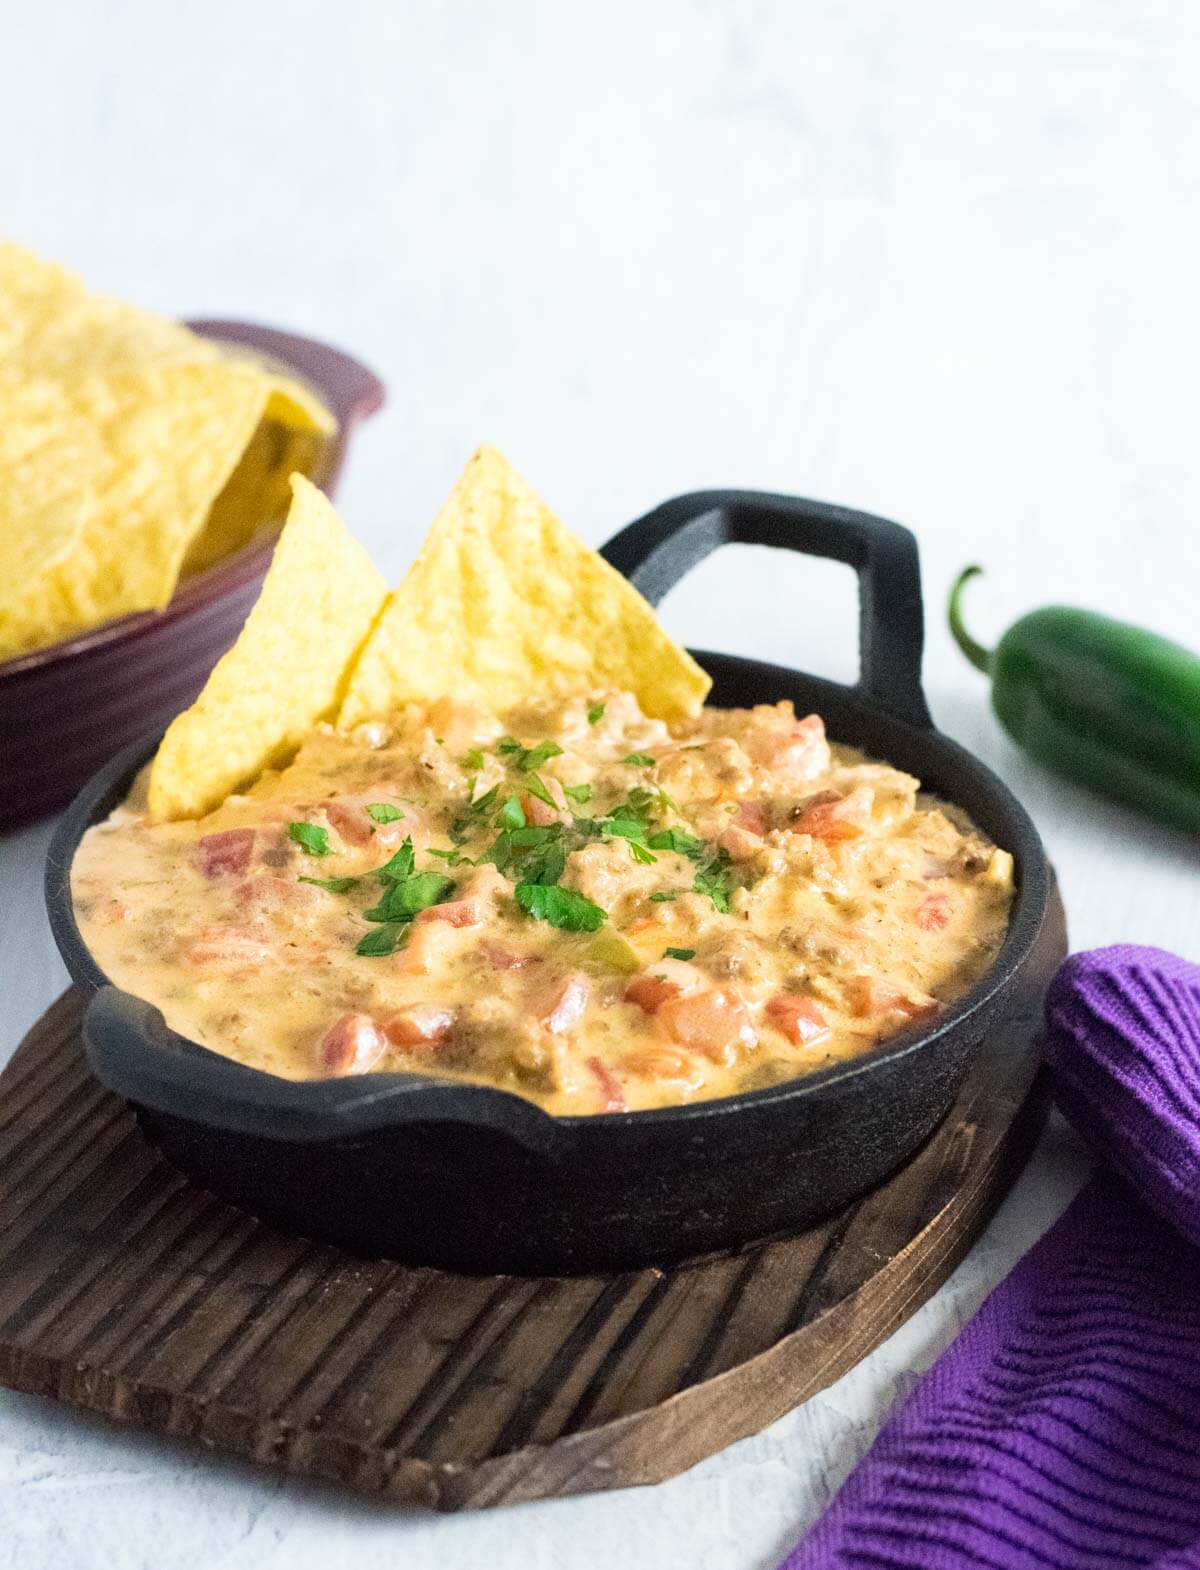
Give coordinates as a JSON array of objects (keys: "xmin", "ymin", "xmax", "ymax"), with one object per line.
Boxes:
[{"xmin": 0, "ymin": 322, "xmax": 384, "ymax": 831}]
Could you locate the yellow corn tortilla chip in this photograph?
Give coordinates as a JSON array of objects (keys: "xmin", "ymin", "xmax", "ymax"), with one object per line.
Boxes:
[
  {"xmin": 182, "ymin": 414, "xmax": 333, "ymax": 575},
  {"xmin": 338, "ymin": 444, "xmax": 710, "ymax": 728},
  {"xmin": 149, "ymin": 476, "xmax": 388, "ymax": 820},
  {"xmin": 0, "ymin": 242, "xmax": 335, "ymax": 434},
  {"xmin": 16, "ymin": 362, "xmax": 270, "ymax": 658},
  {"xmin": 0, "ymin": 376, "xmax": 104, "ymax": 659}
]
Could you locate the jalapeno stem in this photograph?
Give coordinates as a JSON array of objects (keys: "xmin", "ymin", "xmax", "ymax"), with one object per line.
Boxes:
[{"xmin": 948, "ymin": 566, "xmax": 995, "ymax": 675}]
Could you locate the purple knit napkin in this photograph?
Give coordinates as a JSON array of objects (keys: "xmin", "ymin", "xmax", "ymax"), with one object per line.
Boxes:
[{"xmin": 783, "ymin": 946, "xmax": 1200, "ymax": 1570}]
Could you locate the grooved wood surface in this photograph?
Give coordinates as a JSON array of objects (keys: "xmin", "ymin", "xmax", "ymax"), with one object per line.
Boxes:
[{"xmin": 0, "ymin": 891, "xmax": 1062, "ymax": 1513}]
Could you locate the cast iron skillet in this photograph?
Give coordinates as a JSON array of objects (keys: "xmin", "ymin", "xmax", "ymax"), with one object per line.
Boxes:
[{"xmin": 45, "ymin": 491, "xmax": 1050, "ymax": 1276}]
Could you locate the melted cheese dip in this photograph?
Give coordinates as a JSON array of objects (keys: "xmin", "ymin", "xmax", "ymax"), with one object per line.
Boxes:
[{"xmin": 72, "ymin": 692, "xmax": 1014, "ymax": 1115}]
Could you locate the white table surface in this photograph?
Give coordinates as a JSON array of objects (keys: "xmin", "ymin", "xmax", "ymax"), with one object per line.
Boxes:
[{"xmin": 4, "ymin": 2, "xmax": 1200, "ymax": 1565}]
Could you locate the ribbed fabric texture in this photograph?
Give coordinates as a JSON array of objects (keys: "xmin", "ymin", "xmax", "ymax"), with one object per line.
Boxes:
[{"xmin": 784, "ymin": 945, "xmax": 1200, "ymax": 1570}]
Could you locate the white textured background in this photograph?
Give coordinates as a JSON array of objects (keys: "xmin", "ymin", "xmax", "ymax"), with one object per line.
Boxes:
[{"xmin": 3, "ymin": 2, "xmax": 1199, "ymax": 1565}]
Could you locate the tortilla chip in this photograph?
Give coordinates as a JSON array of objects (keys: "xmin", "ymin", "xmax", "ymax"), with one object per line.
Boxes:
[
  {"xmin": 30, "ymin": 363, "xmax": 270, "ymax": 653},
  {"xmin": 182, "ymin": 414, "xmax": 333, "ymax": 575},
  {"xmin": 0, "ymin": 376, "xmax": 103, "ymax": 659},
  {"xmin": 149, "ymin": 476, "xmax": 388, "ymax": 820},
  {"xmin": 338, "ymin": 444, "xmax": 710, "ymax": 728},
  {"xmin": 0, "ymin": 242, "xmax": 335, "ymax": 431}
]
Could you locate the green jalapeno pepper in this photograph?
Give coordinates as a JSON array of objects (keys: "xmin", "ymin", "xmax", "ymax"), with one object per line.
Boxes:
[{"xmin": 948, "ymin": 566, "xmax": 1200, "ymax": 834}]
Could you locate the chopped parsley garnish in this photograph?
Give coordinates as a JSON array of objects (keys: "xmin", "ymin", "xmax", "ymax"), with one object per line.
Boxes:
[
  {"xmin": 288, "ymin": 822, "xmax": 331, "ymax": 857},
  {"xmin": 460, "ymin": 748, "xmax": 486, "ymax": 771},
  {"xmin": 563, "ymin": 782, "xmax": 593, "ymax": 805},
  {"xmin": 427, "ymin": 847, "xmax": 472, "ymax": 866},
  {"xmin": 628, "ymin": 840, "xmax": 657, "ymax": 865},
  {"xmin": 485, "ymin": 823, "xmax": 566, "ymax": 886},
  {"xmin": 375, "ymin": 838, "xmax": 416, "ymax": 881},
  {"xmin": 355, "ymin": 923, "xmax": 408, "ymax": 957},
  {"xmin": 650, "ymin": 890, "xmax": 679, "ymax": 902},
  {"xmin": 450, "ymin": 783, "xmax": 501, "ymax": 841},
  {"xmin": 693, "ymin": 853, "xmax": 735, "ymax": 913},
  {"xmin": 646, "ymin": 827, "xmax": 705, "ymax": 859},
  {"xmin": 497, "ymin": 794, "xmax": 526, "ymax": 830},
  {"xmin": 299, "ymin": 875, "xmax": 359, "ymax": 893},
  {"xmin": 523, "ymin": 740, "xmax": 563, "ymax": 771},
  {"xmin": 623, "ymin": 753, "xmax": 655, "ymax": 768},
  {"xmin": 365, "ymin": 803, "xmax": 404, "ymax": 824},
  {"xmin": 524, "ymin": 772, "xmax": 559, "ymax": 810},
  {"xmin": 587, "ymin": 702, "xmax": 605, "ymax": 725},
  {"xmin": 497, "ymin": 737, "xmax": 564, "ymax": 773},
  {"xmin": 515, "ymin": 883, "xmax": 606, "ymax": 932},
  {"xmin": 363, "ymin": 870, "xmax": 456, "ymax": 923},
  {"xmin": 664, "ymin": 947, "xmax": 696, "ymax": 961}
]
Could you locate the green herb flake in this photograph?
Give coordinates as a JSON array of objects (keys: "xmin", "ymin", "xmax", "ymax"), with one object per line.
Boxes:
[
  {"xmin": 427, "ymin": 847, "xmax": 472, "ymax": 866},
  {"xmin": 497, "ymin": 736, "xmax": 523, "ymax": 756},
  {"xmin": 287, "ymin": 821, "xmax": 331, "ymax": 857},
  {"xmin": 646, "ymin": 827, "xmax": 705, "ymax": 859},
  {"xmin": 524, "ymin": 772, "xmax": 559, "ymax": 810},
  {"xmin": 650, "ymin": 891, "xmax": 679, "ymax": 903},
  {"xmin": 484, "ymin": 823, "xmax": 566, "ymax": 886},
  {"xmin": 364, "ymin": 869, "xmax": 456, "ymax": 923},
  {"xmin": 375, "ymin": 838, "xmax": 416, "ymax": 882},
  {"xmin": 497, "ymin": 794, "xmax": 527, "ymax": 830},
  {"xmin": 563, "ymin": 782, "xmax": 593, "ymax": 805},
  {"xmin": 623, "ymin": 753, "xmax": 656, "ymax": 768},
  {"xmin": 693, "ymin": 856, "xmax": 734, "ymax": 914},
  {"xmin": 355, "ymin": 923, "xmax": 408, "ymax": 957},
  {"xmin": 460, "ymin": 749, "xmax": 486, "ymax": 771},
  {"xmin": 365, "ymin": 802, "xmax": 404, "ymax": 824},
  {"xmin": 664, "ymin": 947, "xmax": 696, "ymax": 961},
  {"xmin": 587, "ymin": 702, "xmax": 605, "ymax": 725},
  {"xmin": 450, "ymin": 783, "xmax": 501, "ymax": 842},
  {"xmin": 515, "ymin": 883, "xmax": 606, "ymax": 932},
  {"xmin": 299, "ymin": 875, "xmax": 359, "ymax": 893},
  {"xmin": 628, "ymin": 840, "xmax": 658, "ymax": 865}
]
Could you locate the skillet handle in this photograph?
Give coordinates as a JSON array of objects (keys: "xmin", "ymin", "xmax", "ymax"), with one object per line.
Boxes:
[{"xmin": 601, "ymin": 489, "xmax": 933, "ymax": 730}]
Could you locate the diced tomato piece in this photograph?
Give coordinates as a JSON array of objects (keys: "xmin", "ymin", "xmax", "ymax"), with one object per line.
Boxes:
[
  {"xmin": 915, "ymin": 893, "xmax": 952, "ymax": 931},
  {"xmin": 791, "ymin": 785, "xmax": 873, "ymax": 842},
  {"xmin": 849, "ymin": 977, "xmax": 938, "ymax": 1022},
  {"xmin": 658, "ymin": 988, "xmax": 757, "ymax": 1064},
  {"xmin": 718, "ymin": 798, "xmax": 767, "ymax": 858},
  {"xmin": 383, "ymin": 1005, "xmax": 454, "ymax": 1051},
  {"xmin": 540, "ymin": 972, "xmax": 591, "ymax": 1034},
  {"xmin": 735, "ymin": 800, "xmax": 766, "ymax": 835},
  {"xmin": 586, "ymin": 1055, "xmax": 627, "ymax": 1112},
  {"xmin": 322, "ymin": 800, "xmax": 374, "ymax": 848},
  {"xmin": 765, "ymin": 993, "xmax": 830, "ymax": 1047},
  {"xmin": 521, "ymin": 775, "xmax": 568, "ymax": 826},
  {"xmin": 234, "ymin": 875, "xmax": 323, "ymax": 914},
  {"xmin": 625, "ymin": 956, "xmax": 703, "ymax": 1015},
  {"xmin": 622, "ymin": 1044, "xmax": 703, "ymax": 1087},
  {"xmin": 317, "ymin": 1013, "xmax": 388, "ymax": 1076},
  {"xmin": 196, "ymin": 829, "xmax": 255, "ymax": 879},
  {"xmin": 324, "ymin": 798, "xmax": 418, "ymax": 849},
  {"xmin": 415, "ymin": 897, "xmax": 482, "ymax": 928},
  {"xmin": 483, "ymin": 944, "xmax": 540, "ymax": 971},
  {"xmin": 182, "ymin": 924, "xmax": 270, "ymax": 969}
]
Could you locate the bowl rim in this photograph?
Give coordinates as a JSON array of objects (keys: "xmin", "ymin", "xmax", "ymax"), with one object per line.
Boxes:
[
  {"xmin": 0, "ymin": 319, "xmax": 383, "ymax": 683},
  {"xmin": 46, "ymin": 659, "xmax": 1050, "ymax": 1147}
]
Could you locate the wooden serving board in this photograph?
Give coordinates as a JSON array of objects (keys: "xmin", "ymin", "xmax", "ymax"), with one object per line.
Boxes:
[{"xmin": 0, "ymin": 887, "xmax": 1065, "ymax": 1511}]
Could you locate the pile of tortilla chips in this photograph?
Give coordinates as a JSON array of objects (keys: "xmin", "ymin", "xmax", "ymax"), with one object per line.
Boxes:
[
  {"xmin": 0, "ymin": 244, "xmax": 336, "ymax": 662},
  {"xmin": 150, "ymin": 444, "xmax": 711, "ymax": 820}
]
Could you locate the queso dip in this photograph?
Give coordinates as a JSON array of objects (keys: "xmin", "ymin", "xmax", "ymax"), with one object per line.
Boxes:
[{"xmin": 72, "ymin": 692, "xmax": 1014, "ymax": 1115}]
